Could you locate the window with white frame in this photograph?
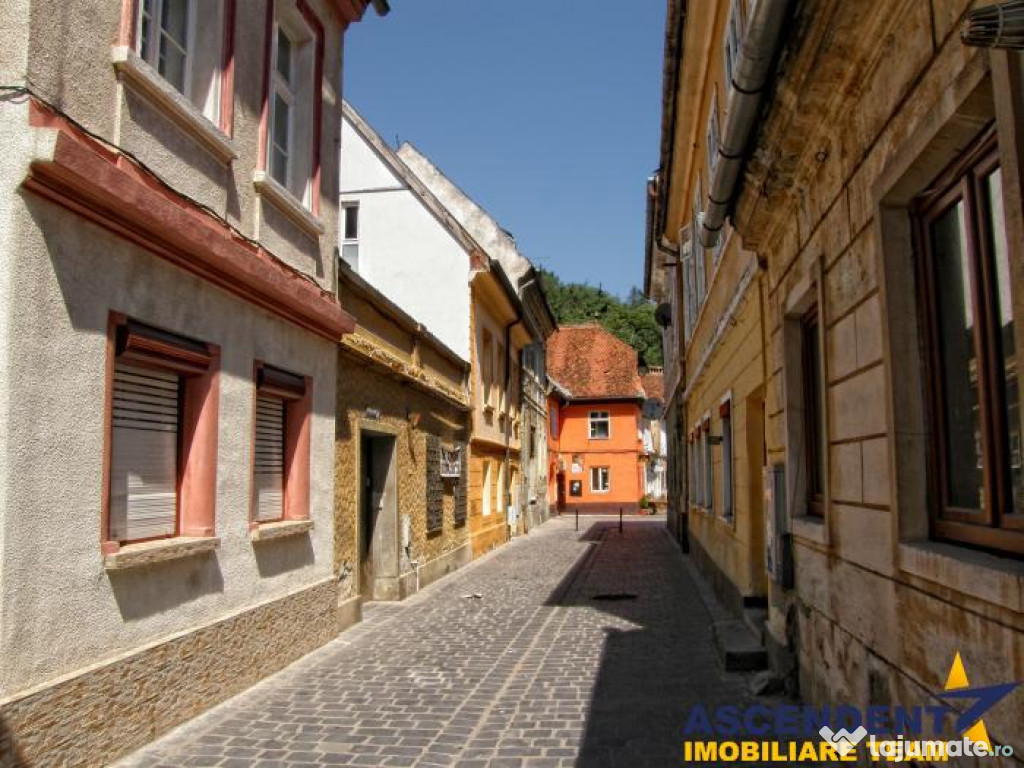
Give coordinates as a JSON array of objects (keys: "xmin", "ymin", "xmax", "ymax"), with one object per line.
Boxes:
[
  {"xmin": 680, "ymin": 228, "xmax": 694, "ymax": 343},
  {"xmin": 692, "ymin": 175, "xmax": 706, "ymax": 303},
  {"xmin": 724, "ymin": 0, "xmax": 745, "ymax": 91},
  {"xmin": 703, "ymin": 419, "xmax": 714, "ymax": 511},
  {"xmin": 482, "ymin": 461, "xmax": 492, "ymax": 516},
  {"xmin": 591, "ymin": 466, "xmax": 610, "ymax": 493},
  {"xmin": 267, "ymin": 6, "xmax": 317, "ymax": 205},
  {"xmin": 589, "ymin": 411, "xmax": 611, "ymax": 439},
  {"xmin": 136, "ymin": 0, "xmax": 227, "ymax": 124},
  {"xmin": 694, "ymin": 427, "xmax": 704, "ymax": 505},
  {"xmin": 721, "ymin": 401, "xmax": 733, "ymax": 519},
  {"xmin": 341, "ymin": 203, "xmax": 359, "ymax": 271}
]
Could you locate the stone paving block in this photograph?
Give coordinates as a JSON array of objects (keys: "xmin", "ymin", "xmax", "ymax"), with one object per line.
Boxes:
[{"xmin": 115, "ymin": 519, "xmax": 772, "ymax": 767}]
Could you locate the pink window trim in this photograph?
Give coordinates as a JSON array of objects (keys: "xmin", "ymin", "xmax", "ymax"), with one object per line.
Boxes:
[
  {"xmin": 249, "ymin": 361, "xmax": 312, "ymax": 530},
  {"xmin": 257, "ymin": 0, "xmax": 325, "ymax": 217},
  {"xmin": 118, "ymin": 0, "xmax": 237, "ymax": 137},
  {"xmin": 101, "ymin": 312, "xmax": 221, "ymax": 554}
]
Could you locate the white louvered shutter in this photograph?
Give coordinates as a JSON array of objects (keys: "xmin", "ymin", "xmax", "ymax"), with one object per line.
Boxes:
[
  {"xmin": 109, "ymin": 362, "xmax": 180, "ymax": 541},
  {"xmin": 254, "ymin": 395, "xmax": 285, "ymax": 521}
]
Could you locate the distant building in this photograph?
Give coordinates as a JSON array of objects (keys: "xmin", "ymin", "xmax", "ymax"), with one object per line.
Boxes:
[
  {"xmin": 546, "ymin": 325, "xmax": 647, "ymax": 514},
  {"xmin": 0, "ymin": 0, "xmax": 384, "ymax": 763}
]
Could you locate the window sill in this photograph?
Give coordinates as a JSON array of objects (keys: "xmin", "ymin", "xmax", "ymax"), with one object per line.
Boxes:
[
  {"xmin": 250, "ymin": 518, "xmax": 314, "ymax": 542},
  {"xmin": 103, "ymin": 536, "xmax": 220, "ymax": 571},
  {"xmin": 791, "ymin": 513, "xmax": 828, "ymax": 547},
  {"xmin": 899, "ymin": 540, "xmax": 1023, "ymax": 613},
  {"xmin": 253, "ymin": 170, "xmax": 325, "ymax": 238},
  {"xmin": 111, "ymin": 46, "xmax": 236, "ymax": 164}
]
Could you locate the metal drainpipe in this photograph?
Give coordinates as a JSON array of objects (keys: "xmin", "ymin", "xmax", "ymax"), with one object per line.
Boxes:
[{"xmin": 700, "ymin": 0, "xmax": 792, "ymax": 248}]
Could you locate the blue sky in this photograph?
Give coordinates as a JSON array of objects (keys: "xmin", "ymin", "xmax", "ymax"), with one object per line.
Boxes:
[{"xmin": 343, "ymin": 1, "xmax": 666, "ymax": 299}]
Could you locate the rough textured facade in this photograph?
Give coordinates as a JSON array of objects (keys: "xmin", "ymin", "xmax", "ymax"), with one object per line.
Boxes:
[
  {"xmin": 648, "ymin": 0, "xmax": 1024, "ymax": 755},
  {"xmin": 0, "ymin": 0, "xmax": 380, "ymax": 764},
  {"xmin": 334, "ymin": 270, "xmax": 472, "ymax": 603}
]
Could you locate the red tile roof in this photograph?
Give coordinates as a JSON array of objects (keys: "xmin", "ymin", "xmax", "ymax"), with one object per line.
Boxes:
[
  {"xmin": 641, "ymin": 372, "xmax": 664, "ymax": 401},
  {"xmin": 546, "ymin": 324, "xmax": 644, "ymax": 400}
]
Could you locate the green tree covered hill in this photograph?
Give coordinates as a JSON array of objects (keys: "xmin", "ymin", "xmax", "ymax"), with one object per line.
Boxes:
[{"xmin": 539, "ymin": 269, "xmax": 663, "ymax": 367}]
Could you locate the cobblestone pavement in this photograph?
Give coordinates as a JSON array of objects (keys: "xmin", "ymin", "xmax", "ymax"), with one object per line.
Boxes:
[{"xmin": 117, "ymin": 517, "xmax": 764, "ymax": 768}]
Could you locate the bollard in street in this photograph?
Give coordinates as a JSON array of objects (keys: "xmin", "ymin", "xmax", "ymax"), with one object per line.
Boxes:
[
  {"xmin": 575, "ymin": 506, "xmax": 579, "ymax": 531},
  {"xmin": 619, "ymin": 507, "xmax": 623, "ymax": 533}
]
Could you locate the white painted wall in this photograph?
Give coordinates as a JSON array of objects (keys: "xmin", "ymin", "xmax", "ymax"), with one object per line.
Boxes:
[
  {"xmin": 339, "ymin": 118, "xmax": 471, "ymax": 362},
  {"xmin": 397, "ymin": 144, "xmax": 533, "ymax": 286}
]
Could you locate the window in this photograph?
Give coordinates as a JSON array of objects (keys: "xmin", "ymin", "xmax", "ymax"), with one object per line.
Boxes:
[
  {"xmin": 481, "ymin": 329, "xmax": 494, "ymax": 408},
  {"xmin": 263, "ymin": 2, "xmax": 321, "ymax": 207},
  {"xmin": 482, "ymin": 461, "xmax": 492, "ymax": 516},
  {"xmin": 135, "ymin": 0, "xmax": 228, "ymax": 125},
  {"xmin": 802, "ymin": 306, "xmax": 826, "ymax": 517},
  {"xmin": 915, "ymin": 130, "xmax": 1023, "ymax": 554},
  {"xmin": 496, "ymin": 342, "xmax": 506, "ymax": 411},
  {"xmin": 106, "ymin": 318, "xmax": 217, "ymax": 547},
  {"xmin": 549, "ymin": 405, "xmax": 559, "ymax": 440},
  {"xmin": 688, "ymin": 433, "xmax": 697, "ymax": 504},
  {"xmin": 724, "ymin": 0, "xmax": 745, "ymax": 91},
  {"xmin": 269, "ymin": 25, "xmax": 295, "ymax": 190},
  {"xmin": 589, "ymin": 411, "xmax": 611, "ymax": 440},
  {"xmin": 496, "ymin": 462, "xmax": 505, "ymax": 514},
  {"xmin": 591, "ymin": 467, "xmax": 610, "ymax": 493},
  {"xmin": 703, "ymin": 417, "xmax": 714, "ymax": 511},
  {"xmin": 692, "ymin": 175, "xmax": 706, "ymax": 303},
  {"xmin": 721, "ymin": 401, "xmax": 733, "ymax": 519},
  {"xmin": 695, "ymin": 426, "xmax": 704, "ymax": 505},
  {"xmin": 679, "ymin": 227, "xmax": 696, "ymax": 343},
  {"xmin": 252, "ymin": 363, "xmax": 310, "ymax": 525},
  {"xmin": 341, "ymin": 203, "xmax": 359, "ymax": 271}
]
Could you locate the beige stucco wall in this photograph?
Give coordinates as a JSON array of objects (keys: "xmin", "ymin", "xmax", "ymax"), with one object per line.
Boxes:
[
  {"xmin": 0, "ymin": 187, "xmax": 338, "ymax": 699},
  {"xmin": 733, "ymin": 0, "xmax": 1024, "ymax": 754},
  {"xmin": 18, "ymin": 0, "xmax": 342, "ymax": 292}
]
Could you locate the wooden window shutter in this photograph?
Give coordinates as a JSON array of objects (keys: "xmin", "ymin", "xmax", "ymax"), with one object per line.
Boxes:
[
  {"xmin": 109, "ymin": 362, "xmax": 181, "ymax": 541},
  {"xmin": 254, "ymin": 395, "xmax": 285, "ymax": 521}
]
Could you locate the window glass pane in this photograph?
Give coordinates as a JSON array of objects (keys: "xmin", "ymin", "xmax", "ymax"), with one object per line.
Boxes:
[
  {"xmin": 341, "ymin": 243, "xmax": 359, "ymax": 272},
  {"xmin": 723, "ymin": 413, "xmax": 733, "ymax": 518},
  {"xmin": 276, "ymin": 29, "xmax": 292, "ymax": 83},
  {"xmin": 158, "ymin": 0, "xmax": 189, "ymax": 92},
  {"xmin": 271, "ymin": 94, "xmax": 290, "ymax": 186},
  {"xmin": 344, "ymin": 205, "xmax": 359, "ymax": 240},
  {"xmin": 140, "ymin": 0, "xmax": 155, "ymax": 60},
  {"xmin": 932, "ymin": 200, "xmax": 984, "ymax": 511},
  {"xmin": 983, "ymin": 169, "xmax": 1023, "ymax": 515}
]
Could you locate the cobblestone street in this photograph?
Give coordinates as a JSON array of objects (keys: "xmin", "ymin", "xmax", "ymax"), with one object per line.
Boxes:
[{"xmin": 117, "ymin": 518, "xmax": 760, "ymax": 768}]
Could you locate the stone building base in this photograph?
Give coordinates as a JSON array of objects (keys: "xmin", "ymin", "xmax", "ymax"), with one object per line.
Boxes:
[
  {"xmin": 397, "ymin": 542, "xmax": 473, "ymax": 598},
  {"xmin": 0, "ymin": 579, "xmax": 340, "ymax": 768}
]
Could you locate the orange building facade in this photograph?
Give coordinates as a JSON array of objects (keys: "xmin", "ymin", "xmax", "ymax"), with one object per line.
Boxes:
[{"xmin": 546, "ymin": 325, "xmax": 648, "ymax": 514}]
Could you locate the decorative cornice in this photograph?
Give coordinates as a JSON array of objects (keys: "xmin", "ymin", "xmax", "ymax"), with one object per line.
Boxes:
[
  {"xmin": 341, "ymin": 333, "xmax": 471, "ymax": 412},
  {"xmin": 23, "ymin": 98, "xmax": 354, "ymax": 342}
]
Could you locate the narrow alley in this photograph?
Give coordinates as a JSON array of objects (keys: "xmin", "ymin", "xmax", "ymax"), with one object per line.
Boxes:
[{"xmin": 116, "ymin": 518, "xmax": 759, "ymax": 768}]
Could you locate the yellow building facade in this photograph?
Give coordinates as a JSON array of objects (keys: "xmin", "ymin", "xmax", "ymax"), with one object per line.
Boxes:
[
  {"xmin": 467, "ymin": 264, "xmax": 529, "ymax": 558},
  {"xmin": 647, "ymin": 0, "xmax": 768, "ymax": 616}
]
